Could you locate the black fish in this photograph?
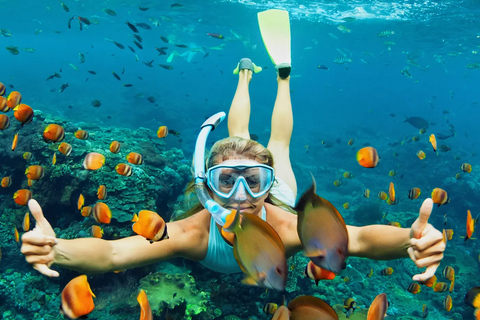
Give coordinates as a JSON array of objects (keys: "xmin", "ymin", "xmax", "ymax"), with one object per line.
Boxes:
[
  {"xmin": 128, "ymin": 46, "xmax": 135, "ymax": 53},
  {"xmin": 79, "ymin": 20, "xmax": 83, "ymax": 31},
  {"xmin": 78, "ymin": 17, "xmax": 91, "ymax": 25},
  {"xmin": 88, "ymin": 70, "xmax": 97, "ymax": 75},
  {"xmin": 144, "ymin": 60, "xmax": 154, "ymax": 68},
  {"xmin": 46, "ymin": 74, "xmax": 55, "ymax": 81},
  {"xmin": 147, "ymin": 96, "xmax": 155, "ymax": 103},
  {"xmin": 91, "ymin": 100, "xmax": 101, "ymax": 107},
  {"xmin": 175, "ymin": 44, "xmax": 187, "ymax": 48},
  {"xmin": 123, "ymin": 84, "xmax": 133, "ymax": 87},
  {"xmin": 113, "ymin": 41, "xmax": 125, "ymax": 49},
  {"xmin": 170, "ymin": 3, "xmax": 183, "ymax": 8},
  {"xmin": 404, "ymin": 116, "xmax": 429, "ymax": 129},
  {"xmin": 59, "ymin": 83, "xmax": 69, "ymax": 93},
  {"xmin": 317, "ymin": 65, "xmax": 329, "ymax": 70},
  {"xmin": 112, "ymin": 72, "xmax": 121, "ymax": 80},
  {"xmin": 136, "ymin": 23, "xmax": 151, "ymax": 30},
  {"xmin": 168, "ymin": 129, "xmax": 180, "ymax": 137},
  {"xmin": 125, "ymin": 21, "xmax": 139, "ymax": 33},
  {"xmin": 138, "ymin": 6, "xmax": 149, "ymax": 11},
  {"xmin": 133, "ymin": 34, "xmax": 143, "ymax": 43},
  {"xmin": 122, "ymin": 67, "xmax": 125, "ymax": 74},
  {"xmin": 203, "ymin": 52, "xmax": 209, "ymax": 58},
  {"xmin": 250, "ymin": 133, "xmax": 259, "ymax": 141},
  {"xmin": 160, "ymin": 36, "xmax": 169, "ymax": 43},
  {"xmin": 61, "ymin": 2, "xmax": 69, "ymax": 12},
  {"xmin": 54, "ymin": 72, "xmax": 61, "ymax": 78},
  {"xmin": 67, "ymin": 16, "xmax": 75, "ymax": 29},
  {"xmin": 436, "ymin": 130, "xmax": 455, "ymax": 140},
  {"xmin": 159, "ymin": 64, "xmax": 173, "ymax": 70},
  {"xmin": 134, "ymin": 41, "xmax": 143, "ymax": 49},
  {"xmin": 156, "ymin": 48, "xmax": 167, "ymax": 55}
]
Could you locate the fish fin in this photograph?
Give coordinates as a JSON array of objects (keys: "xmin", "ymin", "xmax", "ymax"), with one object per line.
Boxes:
[
  {"xmin": 294, "ymin": 174, "xmax": 317, "ymax": 212},
  {"xmin": 304, "ymin": 248, "xmax": 326, "ymax": 258},
  {"xmin": 241, "ymin": 275, "xmax": 258, "ymax": 286}
]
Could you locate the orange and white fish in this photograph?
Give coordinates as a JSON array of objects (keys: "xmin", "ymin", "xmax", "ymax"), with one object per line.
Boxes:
[
  {"xmin": 13, "ymin": 104, "xmax": 34, "ymax": 125},
  {"xmin": 81, "ymin": 206, "xmax": 92, "ymax": 217},
  {"xmin": 22, "ymin": 212, "xmax": 30, "ymax": 231},
  {"xmin": 388, "ymin": 182, "xmax": 395, "ymax": 202},
  {"xmin": 93, "ymin": 202, "xmax": 111, "ymax": 224},
  {"xmin": 466, "ymin": 209, "xmax": 476, "ymax": 242},
  {"xmin": 83, "ymin": 153, "xmax": 105, "ymax": 170},
  {"xmin": 431, "ymin": 188, "xmax": 449, "ymax": 206},
  {"xmin": 6, "ymin": 91, "xmax": 22, "ymax": 110},
  {"xmin": 97, "ymin": 185, "xmax": 107, "ymax": 200},
  {"xmin": 356, "ymin": 147, "xmax": 379, "ymax": 168},
  {"xmin": 91, "ymin": 225, "xmax": 103, "ymax": 238},
  {"xmin": 367, "ymin": 293, "xmax": 388, "ymax": 320},
  {"xmin": 429, "ymin": 134, "xmax": 437, "ymax": 152},
  {"xmin": 286, "ymin": 295, "xmax": 338, "ymax": 319},
  {"xmin": 132, "ymin": 210, "xmax": 168, "ymax": 243},
  {"xmin": 109, "ymin": 141, "xmax": 120, "ymax": 153},
  {"xmin": 0, "ymin": 114, "xmax": 10, "ymax": 130},
  {"xmin": 416, "ymin": 150, "xmax": 426, "ymax": 160},
  {"xmin": 58, "ymin": 142, "xmax": 73, "ymax": 156},
  {"xmin": 136, "ymin": 289, "xmax": 153, "ymax": 320},
  {"xmin": 115, "ymin": 163, "xmax": 132, "ymax": 176},
  {"xmin": 11, "ymin": 132, "xmax": 19, "ymax": 151},
  {"xmin": 43, "ymin": 124, "xmax": 65, "ymax": 142},
  {"xmin": 60, "ymin": 275, "xmax": 95, "ymax": 319},
  {"xmin": 14, "ymin": 227, "xmax": 20, "ymax": 242},
  {"xmin": 304, "ymin": 260, "xmax": 336, "ymax": 285},
  {"xmin": 74, "ymin": 130, "xmax": 89, "ymax": 140},
  {"xmin": 77, "ymin": 194, "xmax": 84, "ymax": 210},
  {"xmin": 25, "ymin": 165, "xmax": 44, "ymax": 180},
  {"xmin": 126, "ymin": 152, "xmax": 143, "ymax": 165},
  {"xmin": 1, "ymin": 176, "xmax": 12, "ymax": 187},
  {"xmin": 13, "ymin": 189, "xmax": 32, "ymax": 206},
  {"xmin": 157, "ymin": 125, "xmax": 168, "ymax": 138}
]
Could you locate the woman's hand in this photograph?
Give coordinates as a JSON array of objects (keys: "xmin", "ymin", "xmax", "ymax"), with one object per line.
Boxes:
[
  {"xmin": 20, "ymin": 199, "xmax": 59, "ymax": 277},
  {"xmin": 408, "ymin": 198, "xmax": 445, "ymax": 281}
]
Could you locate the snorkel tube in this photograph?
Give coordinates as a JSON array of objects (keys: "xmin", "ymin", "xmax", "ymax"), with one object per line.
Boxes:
[{"xmin": 194, "ymin": 112, "xmax": 231, "ymax": 226}]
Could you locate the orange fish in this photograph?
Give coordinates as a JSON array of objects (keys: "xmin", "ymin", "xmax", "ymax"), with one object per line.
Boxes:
[
  {"xmin": 378, "ymin": 191, "xmax": 388, "ymax": 201},
  {"xmin": 43, "ymin": 124, "xmax": 65, "ymax": 142},
  {"xmin": 22, "ymin": 212, "xmax": 30, "ymax": 231},
  {"xmin": 52, "ymin": 152, "xmax": 57, "ymax": 165},
  {"xmin": 93, "ymin": 202, "xmax": 111, "ymax": 224},
  {"xmin": 14, "ymin": 227, "xmax": 20, "ymax": 242},
  {"xmin": 0, "ymin": 114, "xmax": 10, "ymax": 130},
  {"xmin": 6, "ymin": 91, "xmax": 22, "ymax": 109},
  {"xmin": 356, "ymin": 147, "xmax": 379, "ymax": 168},
  {"xmin": 81, "ymin": 206, "xmax": 92, "ymax": 217},
  {"xmin": 333, "ymin": 179, "xmax": 342, "ymax": 187},
  {"xmin": 431, "ymin": 188, "xmax": 449, "ymax": 206},
  {"xmin": 25, "ymin": 165, "xmax": 44, "ymax": 180},
  {"xmin": 408, "ymin": 187, "xmax": 421, "ymax": 200},
  {"xmin": 13, "ymin": 189, "xmax": 32, "ymax": 206},
  {"xmin": 91, "ymin": 225, "xmax": 103, "ymax": 238},
  {"xmin": 74, "ymin": 130, "xmax": 89, "ymax": 140},
  {"xmin": 263, "ymin": 302, "xmax": 279, "ymax": 315},
  {"xmin": 429, "ymin": 134, "xmax": 437, "ymax": 152},
  {"xmin": 126, "ymin": 152, "xmax": 143, "ymax": 165},
  {"xmin": 77, "ymin": 194, "xmax": 84, "ymax": 210},
  {"xmin": 465, "ymin": 287, "xmax": 480, "ymax": 308},
  {"xmin": 11, "ymin": 132, "xmax": 18, "ymax": 151},
  {"xmin": 343, "ymin": 171, "xmax": 354, "ymax": 179},
  {"xmin": 444, "ymin": 295, "xmax": 452, "ymax": 311},
  {"xmin": 83, "ymin": 153, "xmax": 105, "ymax": 170},
  {"xmin": 419, "ymin": 275, "xmax": 437, "ymax": 288},
  {"xmin": 1, "ymin": 176, "xmax": 12, "ymax": 187},
  {"xmin": 0, "ymin": 96, "xmax": 8, "ymax": 112},
  {"xmin": 388, "ymin": 182, "xmax": 395, "ymax": 202},
  {"xmin": 343, "ymin": 202, "xmax": 350, "ymax": 209},
  {"xmin": 115, "ymin": 163, "xmax": 132, "ymax": 176},
  {"xmin": 416, "ymin": 150, "xmax": 426, "ymax": 160},
  {"xmin": 304, "ymin": 261, "xmax": 336, "ymax": 285},
  {"xmin": 433, "ymin": 282, "xmax": 448, "ymax": 292},
  {"xmin": 381, "ymin": 267, "xmax": 393, "ymax": 276},
  {"xmin": 137, "ymin": 289, "xmax": 153, "ymax": 320},
  {"xmin": 461, "ymin": 163, "xmax": 472, "ymax": 173},
  {"xmin": 58, "ymin": 142, "xmax": 73, "ymax": 156},
  {"xmin": 0, "ymin": 82, "xmax": 4, "ymax": 96},
  {"xmin": 445, "ymin": 229, "xmax": 454, "ymax": 241},
  {"xmin": 442, "ymin": 266, "xmax": 455, "ymax": 281},
  {"xmin": 157, "ymin": 125, "xmax": 168, "ymax": 138},
  {"xmin": 286, "ymin": 295, "xmax": 338, "ymax": 320},
  {"xmin": 13, "ymin": 104, "xmax": 34, "ymax": 125},
  {"xmin": 97, "ymin": 185, "xmax": 107, "ymax": 200},
  {"xmin": 367, "ymin": 293, "xmax": 388, "ymax": 320},
  {"xmin": 364, "ymin": 189, "xmax": 370, "ymax": 198},
  {"xmin": 109, "ymin": 141, "xmax": 121, "ymax": 153},
  {"xmin": 387, "ymin": 221, "xmax": 401, "ymax": 227},
  {"xmin": 466, "ymin": 209, "xmax": 475, "ymax": 241},
  {"xmin": 61, "ymin": 275, "xmax": 95, "ymax": 319},
  {"xmin": 407, "ymin": 282, "xmax": 421, "ymax": 294},
  {"xmin": 132, "ymin": 210, "xmax": 168, "ymax": 243}
]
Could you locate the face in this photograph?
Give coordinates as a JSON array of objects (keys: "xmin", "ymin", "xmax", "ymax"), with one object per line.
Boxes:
[{"xmin": 210, "ymin": 158, "xmax": 270, "ymax": 216}]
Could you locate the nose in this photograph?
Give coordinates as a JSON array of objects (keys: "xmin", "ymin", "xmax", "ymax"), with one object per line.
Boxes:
[{"xmin": 232, "ymin": 181, "xmax": 247, "ymax": 201}]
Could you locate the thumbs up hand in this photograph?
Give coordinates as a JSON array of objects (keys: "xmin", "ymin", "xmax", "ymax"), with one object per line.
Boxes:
[
  {"xmin": 408, "ymin": 198, "xmax": 445, "ymax": 281},
  {"xmin": 20, "ymin": 199, "xmax": 60, "ymax": 277}
]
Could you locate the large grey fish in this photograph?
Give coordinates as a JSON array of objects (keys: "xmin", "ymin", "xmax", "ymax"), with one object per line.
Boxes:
[
  {"xmin": 436, "ymin": 129, "xmax": 455, "ymax": 140},
  {"xmin": 404, "ymin": 116, "xmax": 429, "ymax": 129},
  {"xmin": 288, "ymin": 295, "xmax": 338, "ymax": 320},
  {"xmin": 224, "ymin": 208, "xmax": 287, "ymax": 291},
  {"xmin": 295, "ymin": 178, "xmax": 348, "ymax": 274}
]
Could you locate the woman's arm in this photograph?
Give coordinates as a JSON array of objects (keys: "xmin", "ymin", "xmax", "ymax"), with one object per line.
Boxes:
[{"xmin": 346, "ymin": 225, "xmax": 410, "ymax": 260}]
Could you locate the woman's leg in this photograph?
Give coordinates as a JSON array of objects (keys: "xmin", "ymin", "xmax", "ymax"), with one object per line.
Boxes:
[
  {"xmin": 228, "ymin": 69, "xmax": 252, "ymax": 139},
  {"xmin": 267, "ymin": 76, "xmax": 296, "ymax": 197}
]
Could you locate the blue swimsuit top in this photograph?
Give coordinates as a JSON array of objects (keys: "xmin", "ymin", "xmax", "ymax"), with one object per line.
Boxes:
[{"xmin": 199, "ymin": 206, "xmax": 267, "ymax": 274}]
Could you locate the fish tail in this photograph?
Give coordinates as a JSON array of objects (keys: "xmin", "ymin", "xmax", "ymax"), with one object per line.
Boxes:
[
  {"xmin": 223, "ymin": 206, "xmax": 241, "ymax": 233},
  {"xmin": 294, "ymin": 174, "xmax": 317, "ymax": 212}
]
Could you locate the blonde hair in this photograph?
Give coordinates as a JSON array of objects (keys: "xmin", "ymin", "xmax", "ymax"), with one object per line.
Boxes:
[{"xmin": 171, "ymin": 136, "xmax": 294, "ymax": 221}]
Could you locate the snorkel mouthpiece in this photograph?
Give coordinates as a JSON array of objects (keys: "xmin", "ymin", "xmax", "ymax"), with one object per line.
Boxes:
[{"xmin": 194, "ymin": 112, "xmax": 231, "ymax": 226}]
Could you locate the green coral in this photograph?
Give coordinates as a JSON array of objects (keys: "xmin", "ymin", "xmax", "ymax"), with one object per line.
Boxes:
[{"xmin": 138, "ymin": 272, "xmax": 209, "ymax": 320}]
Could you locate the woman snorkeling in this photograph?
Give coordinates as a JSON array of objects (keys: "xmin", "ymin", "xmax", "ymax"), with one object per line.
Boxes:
[{"xmin": 21, "ymin": 58, "xmax": 445, "ymax": 285}]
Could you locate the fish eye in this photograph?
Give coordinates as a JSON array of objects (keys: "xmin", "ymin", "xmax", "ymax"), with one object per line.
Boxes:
[
  {"xmin": 276, "ymin": 267, "xmax": 284, "ymax": 276},
  {"xmin": 336, "ymin": 248, "xmax": 343, "ymax": 255}
]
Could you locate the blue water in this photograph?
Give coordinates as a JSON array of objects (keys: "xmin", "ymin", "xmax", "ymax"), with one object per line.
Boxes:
[{"xmin": 1, "ymin": 0, "xmax": 480, "ymax": 319}]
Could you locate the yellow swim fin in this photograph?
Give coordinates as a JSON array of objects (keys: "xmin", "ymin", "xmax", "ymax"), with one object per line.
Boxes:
[{"xmin": 257, "ymin": 9, "xmax": 291, "ymax": 67}]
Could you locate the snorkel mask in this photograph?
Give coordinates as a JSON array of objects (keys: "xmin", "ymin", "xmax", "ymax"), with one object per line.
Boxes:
[{"xmin": 194, "ymin": 112, "xmax": 275, "ymax": 226}]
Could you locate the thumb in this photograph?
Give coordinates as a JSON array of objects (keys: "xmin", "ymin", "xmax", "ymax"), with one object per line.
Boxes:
[
  {"xmin": 411, "ymin": 198, "xmax": 433, "ymax": 239},
  {"xmin": 28, "ymin": 199, "xmax": 56, "ymax": 238}
]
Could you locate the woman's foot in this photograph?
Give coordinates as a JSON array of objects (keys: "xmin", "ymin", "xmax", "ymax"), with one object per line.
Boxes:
[
  {"xmin": 233, "ymin": 58, "xmax": 262, "ymax": 74},
  {"xmin": 276, "ymin": 62, "xmax": 291, "ymax": 79}
]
